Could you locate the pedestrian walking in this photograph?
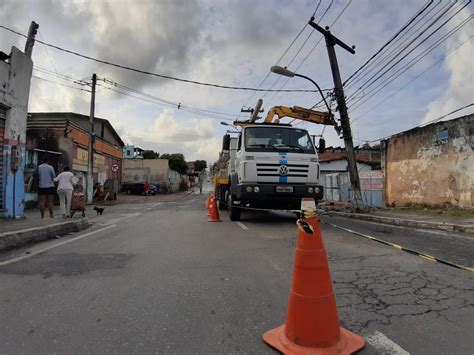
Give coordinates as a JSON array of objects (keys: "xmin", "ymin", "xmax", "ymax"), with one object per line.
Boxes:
[
  {"xmin": 198, "ymin": 171, "xmax": 204, "ymax": 194},
  {"xmin": 54, "ymin": 166, "xmax": 76, "ymax": 218},
  {"xmin": 37, "ymin": 157, "xmax": 56, "ymax": 218}
]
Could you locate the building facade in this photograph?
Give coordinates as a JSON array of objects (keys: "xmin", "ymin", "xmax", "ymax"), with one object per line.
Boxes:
[
  {"xmin": 0, "ymin": 47, "xmax": 33, "ymax": 218},
  {"xmin": 381, "ymin": 114, "xmax": 473, "ymax": 209},
  {"xmin": 25, "ymin": 112, "xmax": 124, "ymax": 205},
  {"xmin": 122, "ymin": 158, "xmax": 189, "ymax": 193},
  {"xmin": 318, "ymin": 147, "xmax": 383, "ymax": 207}
]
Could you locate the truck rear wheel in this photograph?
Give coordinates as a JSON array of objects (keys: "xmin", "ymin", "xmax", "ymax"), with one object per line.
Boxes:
[
  {"xmin": 218, "ymin": 187, "xmax": 228, "ymax": 211},
  {"xmin": 228, "ymin": 194, "xmax": 241, "ymax": 221}
]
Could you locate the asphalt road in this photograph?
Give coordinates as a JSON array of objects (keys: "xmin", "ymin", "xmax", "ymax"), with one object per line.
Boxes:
[{"xmin": 1, "ymin": 192, "xmax": 473, "ymax": 354}]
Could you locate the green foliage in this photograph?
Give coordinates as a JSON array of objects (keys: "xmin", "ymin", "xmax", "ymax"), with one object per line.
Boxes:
[
  {"xmin": 194, "ymin": 160, "xmax": 207, "ymax": 172},
  {"xmin": 142, "ymin": 150, "xmax": 160, "ymax": 159},
  {"xmin": 161, "ymin": 153, "xmax": 188, "ymax": 175}
]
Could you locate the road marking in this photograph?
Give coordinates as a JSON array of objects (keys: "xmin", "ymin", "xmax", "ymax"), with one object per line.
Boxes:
[
  {"xmin": 0, "ymin": 225, "xmax": 116, "ymax": 266},
  {"xmin": 365, "ymin": 330, "xmax": 410, "ymax": 355},
  {"xmin": 236, "ymin": 222, "xmax": 248, "ymax": 230}
]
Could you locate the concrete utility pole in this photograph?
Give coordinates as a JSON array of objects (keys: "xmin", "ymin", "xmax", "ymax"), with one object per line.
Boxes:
[
  {"xmin": 87, "ymin": 73, "xmax": 97, "ymax": 204},
  {"xmin": 308, "ymin": 18, "xmax": 363, "ymax": 208},
  {"xmin": 24, "ymin": 21, "xmax": 39, "ymax": 58}
]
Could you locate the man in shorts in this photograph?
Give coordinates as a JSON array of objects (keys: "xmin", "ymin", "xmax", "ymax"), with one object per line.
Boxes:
[{"xmin": 37, "ymin": 157, "xmax": 56, "ymax": 218}]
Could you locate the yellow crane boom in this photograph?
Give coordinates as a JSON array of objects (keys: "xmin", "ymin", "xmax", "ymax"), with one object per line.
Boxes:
[{"xmin": 264, "ymin": 106, "xmax": 340, "ymax": 134}]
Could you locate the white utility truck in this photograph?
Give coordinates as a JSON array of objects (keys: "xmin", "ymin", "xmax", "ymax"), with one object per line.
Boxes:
[{"xmin": 215, "ymin": 104, "xmax": 340, "ymax": 221}]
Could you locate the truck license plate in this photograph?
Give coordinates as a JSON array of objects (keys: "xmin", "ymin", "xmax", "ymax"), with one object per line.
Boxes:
[{"xmin": 276, "ymin": 186, "xmax": 293, "ymax": 193}]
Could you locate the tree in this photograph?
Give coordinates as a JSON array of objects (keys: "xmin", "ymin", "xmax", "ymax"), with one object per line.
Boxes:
[
  {"xmin": 194, "ymin": 160, "xmax": 207, "ymax": 172},
  {"xmin": 161, "ymin": 153, "xmax": 187, "ymax": 175},
  {"xmin": 142, "ymin": 150, "xmax": 160, "ymax": 159}
]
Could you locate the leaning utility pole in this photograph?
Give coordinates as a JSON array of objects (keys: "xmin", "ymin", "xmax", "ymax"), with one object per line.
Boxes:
[
  {"xmin": 24, "ymin": 21, "xmax": 39, "ymax": 58},
  {"xmin": 87, "ymin": 73, "xmax": 97, "ymax": 204},
  {"xmin": 309, "ymin": 18, "xmax": 363, "ymax": 208}
]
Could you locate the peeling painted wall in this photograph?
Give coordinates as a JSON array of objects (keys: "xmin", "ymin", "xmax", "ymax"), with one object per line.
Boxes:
[
  {"xmin": 382, "ymin": 115, "xmax": 473, "ymax": 208},
  {"xmin": 0, "ymin": 47, "xmax": 33, "ymax": 218}
]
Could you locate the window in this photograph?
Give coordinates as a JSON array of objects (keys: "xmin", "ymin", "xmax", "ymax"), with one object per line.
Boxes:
[
  {"xmin": 244, "ymin": 126, "xmax": 315, "ymax": 154},
  {"xmin": 435, "ymin": 130, "xmax": 448, "ymax": 141}
]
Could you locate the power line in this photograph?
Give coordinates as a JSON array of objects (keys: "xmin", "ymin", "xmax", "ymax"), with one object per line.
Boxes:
[
  {"xmin": 32, "ymin": 75, "xmax": 91, "ymax": 92},
  {"xmin": 37, "ymin": 29, "xmax": 59, "ymax": 75},
  {"xmin": 420, "ymin": 103, "xmax": 474, "ymax": 126},
  {"xmin": 350, "ymin": 36, "xmax": 472, "ymax": 124},
  {"xmin": 349, "ymin": 17, "xmax": 473, "ymax": 112},
  {"xmin": 98, "ymin": 78, "xmax": 237, "ymax": 121},
  {"xmin": 0, "ymin": 24, "xmax": 325, "ymax": 94},
  {"xmin": 346, "ymin": 0, "xmax": 459, "ymax": 100},
  {"xmin": 343, "ymin": 0, "xmax": 434, "ymax": 87},
  {"xmin": 265, "ymin": 0, "xmax": 350, "ymax": 109},
  {"xmin": 102, "ymin": 78, "xmax": 242, "ymax": 117},
  {"xmin": 346, "ymin": 1, "xmax": 470, "ymax": 102},
  {"xmin": 240, "ymin": 21, "xmax": 311, "ymax": 109},
  {"xmin": 359, "ymin": 103, "xmax": 474, "ymax": 143},
  {"xmin": 258, "ymin": 0, "xmax": 330, "ymax": 101},
  {"xmin": 344, "ymin": 0, "xmax": 447, "ymax": 91}
]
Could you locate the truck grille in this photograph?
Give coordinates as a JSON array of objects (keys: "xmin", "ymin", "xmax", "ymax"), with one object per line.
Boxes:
[{"xmin": 256, "ymin": 163, "xmax": 309, "ymax": 178}]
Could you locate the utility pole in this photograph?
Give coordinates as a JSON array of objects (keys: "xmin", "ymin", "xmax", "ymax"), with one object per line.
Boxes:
[
  {"xmin": 308, "ymin": 18, "xmax": 363, "ymax": 208},
  {"xmin": 241, "ymin": 99, "xmax": 264, "ymax": 122},
  {"xmin": 87, "ymin": 73, "xmax": 97, "ymax": 204},
  {"xmin": 24, "ymin": 21, "xmax": 39, "ymax": 58}
]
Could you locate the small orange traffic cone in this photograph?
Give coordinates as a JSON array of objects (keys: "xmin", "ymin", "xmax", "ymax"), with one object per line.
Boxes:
[
  {"xmin": 263, "ymin": 216, "xmax": 365, "ymax": 354},
  {"xmin": 205, "ymin": 195, "xmax": 211, "ymax": 209},
  {"xmin": 208, "ymin": 197, "xmax": 222, "ymax": 222}
]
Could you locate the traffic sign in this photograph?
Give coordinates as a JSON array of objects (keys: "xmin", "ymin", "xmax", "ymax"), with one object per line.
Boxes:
[{"xmin": 111, "ymin": 164, "xmax": 119, "ymax": 172}]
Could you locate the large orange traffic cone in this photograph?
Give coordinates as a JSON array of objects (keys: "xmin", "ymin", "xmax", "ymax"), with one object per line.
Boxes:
[
  {"xmin": 263, "ymin": 216, "xmax": 365, "ymax": 354},
  {"xmin": 205, "ymin": 195, "xmax": 211, "ymax": 209},
  {"xmin": 208, "ymin": 197, "xmax": 222, "ymax": 222}
]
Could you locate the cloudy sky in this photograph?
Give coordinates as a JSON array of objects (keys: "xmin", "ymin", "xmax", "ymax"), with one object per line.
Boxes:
[{"xmin": 1, "ymin": 0, "xmax": 472, "ymax": 161}]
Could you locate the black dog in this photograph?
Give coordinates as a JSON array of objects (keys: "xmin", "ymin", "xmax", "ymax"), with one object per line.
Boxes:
[{"xmin": 93, "ymin": 207, "xmax": 105, "ymax": 216}]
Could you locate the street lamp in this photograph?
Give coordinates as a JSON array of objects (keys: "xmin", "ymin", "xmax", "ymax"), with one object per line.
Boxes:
[
  {"xmin": 270, "ymin": 65, "xmax": 332, "ymax": 116},
  {"xmin": 220, "ymin": 121, "xmax": 239, "ymax": 132}
]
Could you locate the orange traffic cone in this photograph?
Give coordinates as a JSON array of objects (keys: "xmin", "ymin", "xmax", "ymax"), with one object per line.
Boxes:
[
  {"xmin": 263, "ymin": 216, "xmax": 365, "ymax": 354},
  {"xmin": 208, "ymin": 197, "xmax": 222, "ymax": 222},
  {"xmin": 205, "ymin": 195, "xmax": 211, "ymax": 209}
]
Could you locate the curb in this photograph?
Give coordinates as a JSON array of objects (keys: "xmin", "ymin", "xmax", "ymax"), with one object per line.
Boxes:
[
  {"xmin": 323, "ymin": 211, "xmax": 474, "ymax": 234},
  {"xmin": 0, "ymin": 218, "xmax": 90, "ymax": 252}
]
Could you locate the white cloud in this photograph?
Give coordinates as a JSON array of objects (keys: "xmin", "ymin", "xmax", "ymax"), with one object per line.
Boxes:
[{"xmin": 422, "ymin": 11, "xmax": 473, "ymax": 124}]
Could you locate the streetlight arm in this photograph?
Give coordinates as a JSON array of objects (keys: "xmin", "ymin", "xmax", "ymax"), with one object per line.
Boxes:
[{"xmin": 293, "ymin": 73, "xmax": 332, "ymax": 116}]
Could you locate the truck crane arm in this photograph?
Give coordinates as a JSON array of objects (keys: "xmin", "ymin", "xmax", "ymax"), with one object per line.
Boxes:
[{"xmin": 264, "ymin": 106, "xmax": 341, "ymax": 134}]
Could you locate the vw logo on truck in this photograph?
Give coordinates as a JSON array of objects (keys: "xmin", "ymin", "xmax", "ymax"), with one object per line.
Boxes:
[{"xmin": 279, "ymin": 165, "xmax": 289, "ymax": 176}]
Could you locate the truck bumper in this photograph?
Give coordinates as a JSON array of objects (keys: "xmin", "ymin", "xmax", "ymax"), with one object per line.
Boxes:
[{"xmin": 234, "ymin": 183, "xmax": 324, "ymax": 210}]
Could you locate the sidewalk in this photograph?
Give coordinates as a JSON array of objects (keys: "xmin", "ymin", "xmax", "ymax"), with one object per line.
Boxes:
[
  {"xmin": 0, "ymin": 207, "xmax": 90, "ymax": 252},
  {"xmin": 323, "ymin": 207, "xmax": 474, "ymax": 234}
]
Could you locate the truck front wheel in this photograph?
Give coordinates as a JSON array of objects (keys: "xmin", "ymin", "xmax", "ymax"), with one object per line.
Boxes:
[{"xmin": 228, "ymin": 194, "xmax": 241, "ymax": 221}]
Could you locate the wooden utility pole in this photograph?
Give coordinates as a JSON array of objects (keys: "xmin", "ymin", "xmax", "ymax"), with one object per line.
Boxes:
[
  {"xmin": 87, "ymin": 73, "xmax": 97, "ymax": 204},
  {"xmin": 308, "ymin": 18, "xmax": 363, "ymax": 208},
  {"xmin": 24, "ymin": 21, "xmax": 39, "ymax": 58}
]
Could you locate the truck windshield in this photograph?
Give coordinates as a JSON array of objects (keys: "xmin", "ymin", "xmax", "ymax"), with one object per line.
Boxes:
[{"xmin": 245, "ymin": 126, "xmax": 315, "ymax": 154}]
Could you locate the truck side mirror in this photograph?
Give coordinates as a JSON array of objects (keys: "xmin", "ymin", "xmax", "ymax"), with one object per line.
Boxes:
[
  {"xmin": 318, "ymin": 138, "xmax": 326, "ymax": 154},
  {"xmin": 222, "ymin": 134, "xmax": 231, "ymax": 150}
]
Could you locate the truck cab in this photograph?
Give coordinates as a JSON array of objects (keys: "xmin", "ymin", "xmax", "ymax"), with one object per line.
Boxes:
[{"xmin": 226, "ymin": 123, "xmax": 323, "ymax": 220}]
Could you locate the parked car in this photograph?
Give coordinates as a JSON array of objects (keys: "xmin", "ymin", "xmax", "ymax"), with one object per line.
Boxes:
[{"xmin": 126, "ymin": 183, "xmax": 157, "ymax": 195}]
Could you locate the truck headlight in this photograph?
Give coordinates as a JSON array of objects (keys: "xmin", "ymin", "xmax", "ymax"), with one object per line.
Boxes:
[
  {"xmin": 254, "ymin": 186, "xmax": 260, "ymax": 193},
  {"xmin": 310, "ymin": 157, "xmax": 318, "ymax": 162},
  {"xmin": 308, "ymin": 187, "xmax": 314, "ymax": 193},
  {"xmin": 314, "ymin": 187, "xmax": 320, "ymax": 193},
  {"xmin": 246, "ymin": 186, "xmax": 253, "ymax": 193}
]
